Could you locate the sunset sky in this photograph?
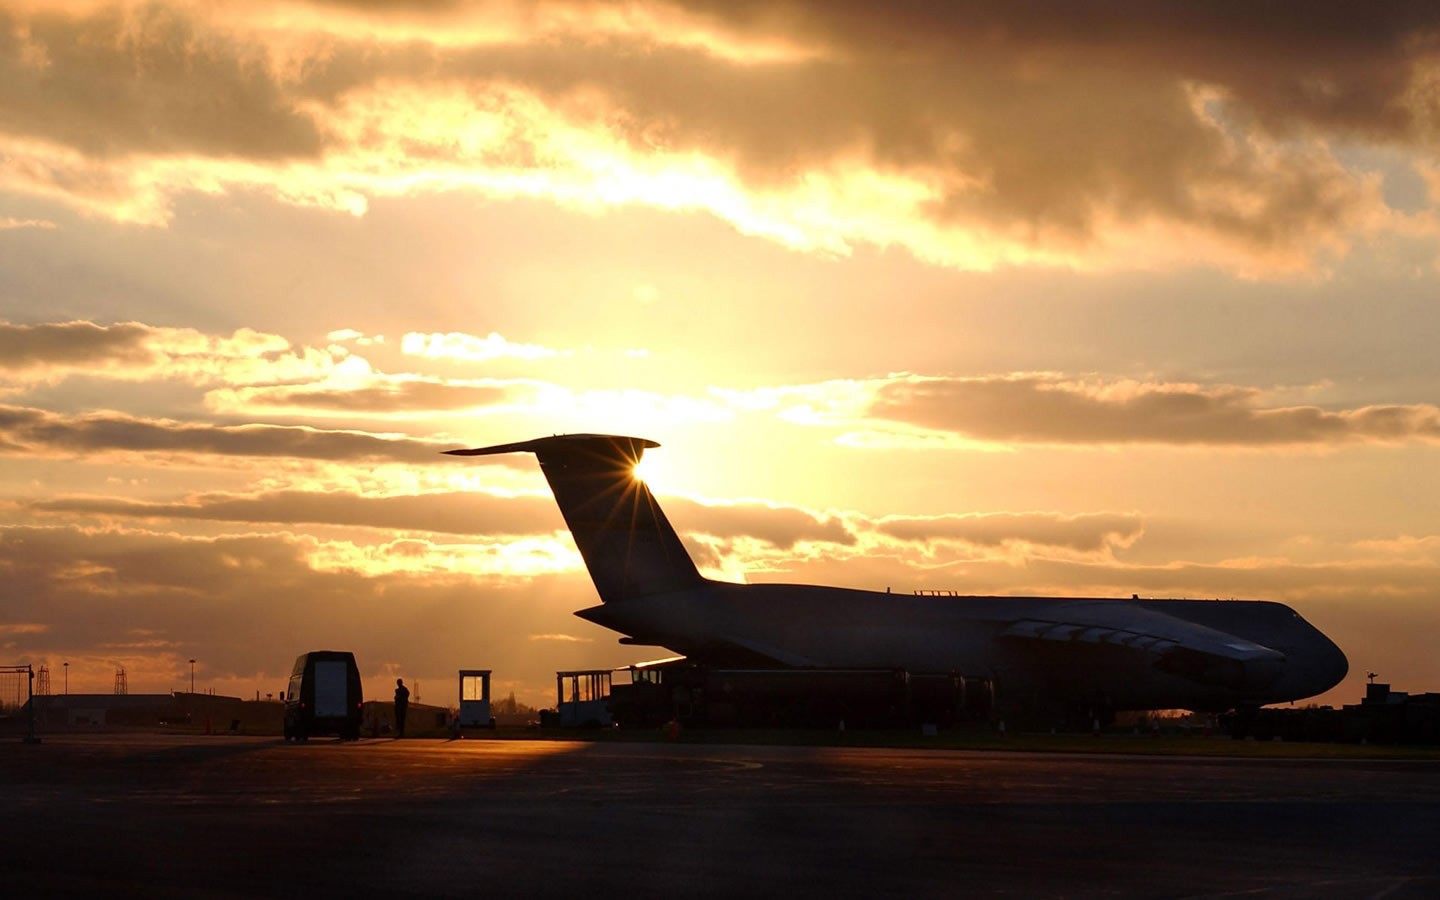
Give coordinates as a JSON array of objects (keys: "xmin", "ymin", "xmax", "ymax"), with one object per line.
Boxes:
[{"xmin": 3, "ymin": 1, "xmax": 1439, "ymax": 710}]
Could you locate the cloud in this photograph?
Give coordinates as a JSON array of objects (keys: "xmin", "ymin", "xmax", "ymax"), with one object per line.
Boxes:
[
  {"xmin": 0, "ymin": 622, "xmax": 49, "ymax": 636},
  {"xmin": 665, "ymin": 496, "xmax": 854, "ymax": 549},
  {"xmin": 27, "ymin": 487, "xmax": 856, "ymax": 554},
  {"xmin": 0, "ymin": 320, "xmax": 334, "ymax": 386},
  {"xmin": 205, "ymin": 373, "xmax": 733, "ymax": 424},
  {"xmin": 31, "ymin": 489, "xmax": 563, "ymax": 537},
  {"xmin": 0, "ymin": 4, "xmax": 322, "ymax": 160},
  {"xmin": 673, "ymin": 2, "xmax": 1439, "ymax": 145},
  {"xmin": 0, "ymin": 404, "xmax": 469, "ymax": 463},
  {"xmin": 1012, "ymin": 556, "xmax": 1440, "ymax": 603},
  {"xmin": 0, "ymin": 320, "xmax": 156, "ymax": 370},
  {"xmin": 212, "ymin": 379, "xmax": 519, "ymax": 414},
  {"xmin": 2, "ymin": 2, "xmax": 1436, "ymax": 271},
  {"xmin": 0, "ymin": 217, "xmax": 56, "ymax": 230},
  {"xmin": 23, "ymin": 479, "xmax": 1143, "ymax": 574},
  {"xmin": 867, "ymin": 375, "xmax": 1440, "ymax": 447},
  {"xmin": 0, "ymin": 320, "xmax": 556, "ymax": 415},
  {"xmin": 0, "ymin": 522, "xmax": 615, "ymax": 701},
  {"xmin": 876, "ymin": 512, "xmax": 1144, "ymax": 556},
  {"xmin": 752, "ymin": 530, "xmax": 1440, "ymax": 605},
  {"xmin": 402, "ymin": 331, "xmax": 563, "ymax": 362}
]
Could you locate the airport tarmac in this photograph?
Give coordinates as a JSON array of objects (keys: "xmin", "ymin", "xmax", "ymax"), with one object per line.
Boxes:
[{"xmin": 4, "ymin": 734, "xmax": 1439, "ymax": 898}]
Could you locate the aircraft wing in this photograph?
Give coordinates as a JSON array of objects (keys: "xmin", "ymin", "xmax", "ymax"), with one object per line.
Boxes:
[{"xmin": 997, "ymin": 601, "xmax": 1285, "ymax": 690}]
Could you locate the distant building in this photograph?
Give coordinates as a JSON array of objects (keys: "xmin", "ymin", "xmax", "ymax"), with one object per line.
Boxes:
[
  {"xmin": 1241, "ymin": 682, "xmax": 1440, "ymax": 745},
  {"xmin": 25, "ymin": 692, "xmax": 283, "ymax": 733},
  {"xmin": 1341, "ymin": 683, "xmax": 1440, "ymax": 745}
]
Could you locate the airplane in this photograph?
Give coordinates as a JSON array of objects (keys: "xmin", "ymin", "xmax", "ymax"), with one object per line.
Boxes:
[{"xmin": 446, "ymin": 433, "xmax": 1348, "ymax": 720}]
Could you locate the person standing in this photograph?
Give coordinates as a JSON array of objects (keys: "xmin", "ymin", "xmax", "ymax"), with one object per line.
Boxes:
[{"xmin": 393, "ymin": 677, "xmax": 410, "ymax": 738}]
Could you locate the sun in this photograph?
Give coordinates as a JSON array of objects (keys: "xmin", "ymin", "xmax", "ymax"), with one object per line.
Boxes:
[
  {"xmin": 631, "ymin": 452, "xmax": 674, "ymax": 491},
  {"xmin": 631, "ymin": 454, "xmax": 658, "ymax": 486}
]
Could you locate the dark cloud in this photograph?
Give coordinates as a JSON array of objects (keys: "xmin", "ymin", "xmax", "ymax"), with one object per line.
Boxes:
[
  {"xmin": 426, "ymin": 1, "xmax": 1438, "ymax": 246},
  {"xmin": 876, "ymin": 511, "xmax": 1143, "ymax": 554},
  {"xmin": 430, "ymin": 29, "xmax": 1367, "ymax": 248},
  {"xmin": 0, "ymin": 320, "xmax": 156, "ymax": 370},
  {"xmin": 32, "ymin": 490, "xmax": 563, "ymax": 537},
  {"xmin": 0, "ymin": 404, "xmax": 471, "ymax": 462},
  {"xmin": 869, "ymin": 377, "xmax": 1440, "ymax": 446},
  {"xmin": 665, "ymin": 496, "xmax": 854, "ymax": 548},
  {"xmin": 676, "ymin": 0, "xmax": 1437, "ymax": 143},
  {"xmin": 228, "ymin": 380, "xmax": 516, "ymax": 412},
  {"xmin": 5, "ymin": 2, "xmax": 1437, "ymax": 264},
  {"xmin": 0, "ymin": 6, "xmax": 322, "ymax": 159}
]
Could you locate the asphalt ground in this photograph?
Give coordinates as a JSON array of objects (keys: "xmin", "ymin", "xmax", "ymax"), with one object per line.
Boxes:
[{"xmin": 4, "ymin": 734, "xmax": 1439, "ymax": 898}]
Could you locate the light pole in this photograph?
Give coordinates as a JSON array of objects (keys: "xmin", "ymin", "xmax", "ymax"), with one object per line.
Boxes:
[
  {"xmin": 189, "ymin": 659, "xmax": 196, "ymax": 695},
  {"xmin": 63, "ymin": 661, "xmax": 68, "ymax": 695}
]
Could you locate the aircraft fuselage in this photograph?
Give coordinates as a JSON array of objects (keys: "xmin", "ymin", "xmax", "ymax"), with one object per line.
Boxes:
[{"xmin": 578, "ymin": 582, "xmax": 1348, "ymax": 712}]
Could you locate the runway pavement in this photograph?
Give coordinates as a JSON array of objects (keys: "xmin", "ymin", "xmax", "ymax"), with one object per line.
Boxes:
[{"xmin": 3, "ymin": 734, "xmax": 1439, "ymax": 898}]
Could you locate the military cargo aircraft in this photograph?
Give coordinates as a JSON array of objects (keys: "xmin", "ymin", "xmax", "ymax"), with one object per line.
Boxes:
[{"xmin": 447, "ymin": 434, "xmax": 1347, "ymax": 718}]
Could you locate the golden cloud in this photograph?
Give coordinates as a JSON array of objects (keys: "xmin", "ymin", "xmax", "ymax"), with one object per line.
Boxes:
[
  {"xmin": 0, "ymin": 320, "xmax": 335, "ymax": 387},
  {"xmin": 31, "ymin": 489, "xmax": 564, "ymax": 537},
  {"xmin": 402, "ymin": 331, "xmax": 563, "ymax": 362},
  {"xmin": 0, "ymin": 216, "xmax": 56, "ymax": 229},
  {"xmin": 3, "ymin": 2, "xmax": 1437, "ymax": 272},
  {"xmin": 868, "ymin": 375, "xmax": 1440, "ymax": 447},
  {"xmin": 875, "ymin": 512, "xmax": 1144, "ymax": 557},
  {"xmin": 0, "ymin": 404, "xmax": 468, "ymax": 463}
]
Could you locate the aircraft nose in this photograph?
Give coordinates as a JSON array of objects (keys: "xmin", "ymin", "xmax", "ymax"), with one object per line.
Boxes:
[
  {"xmin": 1279, "ymin": 635, "xmax": 1349, "ymax": 700},
  {"xmin": 1311, "ymin": 638, "xmax": 1349, "ymax": 694}
]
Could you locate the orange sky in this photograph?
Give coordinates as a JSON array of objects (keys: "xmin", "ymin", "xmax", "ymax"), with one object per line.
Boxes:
[{"xmin": 2, "ymin": 1, "xmax": 1439, "ymax": 709}]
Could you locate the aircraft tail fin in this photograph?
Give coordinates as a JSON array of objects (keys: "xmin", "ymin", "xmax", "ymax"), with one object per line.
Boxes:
[{"xmin": 446, "ymin": 434, "xmax": 703, "ymax": 602}]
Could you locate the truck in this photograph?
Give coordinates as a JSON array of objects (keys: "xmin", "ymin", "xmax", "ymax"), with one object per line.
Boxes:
[{"xmin": 282, "ymin": 651, "xmax": 363, "ymax": 741}]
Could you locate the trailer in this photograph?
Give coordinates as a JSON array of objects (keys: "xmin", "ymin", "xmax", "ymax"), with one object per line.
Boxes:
[
  {"xmin": 607, "ymin": 659, "xmax": 996, "ymax": 729},
  {"xmin": 548, "ymin": 669, "xmax": 613, "ymax": 728}
]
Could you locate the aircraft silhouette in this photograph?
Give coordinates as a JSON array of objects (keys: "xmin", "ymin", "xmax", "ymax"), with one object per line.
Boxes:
[{"xmin": 448, "ymin": 434, "xmax": 1347, "ymax": 716}]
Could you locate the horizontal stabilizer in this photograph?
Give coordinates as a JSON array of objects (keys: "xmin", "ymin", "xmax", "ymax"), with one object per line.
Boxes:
[{"xmin": 444, "ymin": 434, "xmax": 658, "ymax": 458}]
